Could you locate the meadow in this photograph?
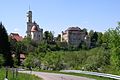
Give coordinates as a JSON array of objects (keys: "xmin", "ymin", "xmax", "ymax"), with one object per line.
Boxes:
[{"xmin": 0, "ymin": 68, "xmax": 42, "ymax": 80}]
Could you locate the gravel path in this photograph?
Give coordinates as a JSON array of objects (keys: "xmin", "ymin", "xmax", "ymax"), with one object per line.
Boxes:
[{"xmin": 19, "ymin": 71, "xmax": 95, "ymax": 80}]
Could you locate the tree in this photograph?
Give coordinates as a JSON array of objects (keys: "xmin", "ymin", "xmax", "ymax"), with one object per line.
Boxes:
[
  {"xmin": 15, "ymin": 42, "xmax": 26, "ymax": 66},
  {"xmin": 89, "ymin": 30, "xmax": 94, "ymax": 38},
  {"xmin": 90, "ymin": 31, "xmax": 98, "ymax": 48},
  {"xmin": 36, "ymin": 40, "xmax": 48, "ymax": 53},
  {"xmin": 22, "ymin": 37, "xmax": 35, "ymax": 53},
  {"xmin": 0, "ymin": 23, "xmax": 13, "ymax": 66},
  {"xmin": 56, "ymin": 34, "xmax": 61, "ymax": 42},
  {"xmin": 23, "ymin": 52, "xmax": 41, "ymax": 68},
  {"xmin": 0, "ymin": 54, "xmax": 4, "ymax": 67},
  {"xmin": 106, "ymin": 23, "xmax": 120, "ymax": 69},
  {"xmin": 97, "ymin": 32, "xmax": 103, "ymax": 46},
  {"xmin": 84, "ymin": 47, "xmax": 110, "ymax": 71},
  {"xmin": 83, "ymin": 28, "xmax": 88, "ymax": 35},
  {"xmin": 101, "ymin": 32, "xmax": 109, "ymax": 49},
  {"xmin": 102, "ymin": 32, "xmax": 109, "ymax": 43},
  {"xmin": 44, "ymin": 31, "xmax": 54, "ymax": 43}
]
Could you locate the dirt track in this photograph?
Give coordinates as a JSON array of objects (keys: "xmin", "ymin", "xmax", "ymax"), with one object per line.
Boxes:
[{"xmin": 19, "ymin": 71, "xmax": 95, "ymax": 80}]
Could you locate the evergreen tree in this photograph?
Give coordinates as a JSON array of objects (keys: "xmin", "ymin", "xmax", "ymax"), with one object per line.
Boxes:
[{"xmin": 0, "ymin": 22, "xmax": 13, "ymax": 66}]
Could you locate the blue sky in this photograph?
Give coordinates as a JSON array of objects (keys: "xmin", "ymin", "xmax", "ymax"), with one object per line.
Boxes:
[{"xmin": 0, "ymin": 0, "xmax": 120, "ymax": 37}]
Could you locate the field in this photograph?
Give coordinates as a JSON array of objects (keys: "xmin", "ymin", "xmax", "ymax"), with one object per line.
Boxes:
[{"xmin": 0, "ymin": 68, "xmax": 42, "ymax": 80}]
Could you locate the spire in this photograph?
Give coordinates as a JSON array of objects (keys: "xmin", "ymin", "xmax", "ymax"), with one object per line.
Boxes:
[
  {"xmin": 29, "ymin": 5, "xmax": 31, "ymax": 11},
  {"xmin": 27, "ymin": 5, "xmax": 32, "ymax": 23}
]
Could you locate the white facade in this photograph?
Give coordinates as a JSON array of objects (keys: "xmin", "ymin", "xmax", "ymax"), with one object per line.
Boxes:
[{"xmin": 26, "ymin": 10, "xmax": 43, "ymax": 43}]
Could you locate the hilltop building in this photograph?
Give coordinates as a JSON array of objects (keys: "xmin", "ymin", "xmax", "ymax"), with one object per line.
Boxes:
[
  {"xmin": 61, "ymin": 27, "xmax": 90, "ymax": 47},
  {"xmin": 10, "ymin": 33, "xmax": 23, "ymax": 41},
  {"xmin": 26, "ymin": 10, "xmax": 43, "ymax": 43}
]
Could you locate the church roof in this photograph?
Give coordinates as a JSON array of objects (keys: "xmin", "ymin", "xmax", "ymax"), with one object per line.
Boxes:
[{"xmin": 31, "ymin": 25, "xmax": 38, "ymax": 32}]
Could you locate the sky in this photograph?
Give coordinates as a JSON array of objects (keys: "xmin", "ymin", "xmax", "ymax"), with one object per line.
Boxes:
[{"xmin": 0, "ymin": 0, "xmax": 120, "ymax": 37}]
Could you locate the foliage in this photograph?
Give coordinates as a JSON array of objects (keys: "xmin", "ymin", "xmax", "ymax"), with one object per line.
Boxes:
[
  {"xmin": 12, "ymin": 41, "xmax": 26, "ymax": 66},
  {"xmin": 44, "ymin": 31, "xmax": 54, "ymax": 43},
  {"xmin": 97, "ymin": 32, "xmax": 103, "ymax": 46},
  {"xmin": 24, "ymin": 47, "xmax": 110, "ymax": 71},
  {"xmin": 23, "ymin": 53, "xmax": 41, "ymax": 68},
  {"xmin": 0, "ymin": 23, "xmax": 13, "ymax": 66},
  {"xmin": 56, "ymin": 34, "xmax": 61, "ymax": 42},
  {"xmin": 0, "ymin": 54, "xmax": 4, "ymax": 67},
  {"xmin": 22, "ymin": 37, "xmax": 35, "ymax": 53},
  {"xmin": 0, "ymin": 68, "xmax": 42, "ymax": 80},
  {"xmin": 90, "ymin": 31, "xmax": 98, "ymax": 48},
  {"xmin": 84, "ymin": 47, "xmax": 110, "ymax": 71},
  {"xmin": 106, "ymin": 23, "xmax": 120, "ymax": 69}
]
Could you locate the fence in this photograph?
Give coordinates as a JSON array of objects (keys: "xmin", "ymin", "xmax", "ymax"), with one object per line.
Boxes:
[{"xmin": 3, "ymin": 67, "xmax": 18, "ymax": 80}]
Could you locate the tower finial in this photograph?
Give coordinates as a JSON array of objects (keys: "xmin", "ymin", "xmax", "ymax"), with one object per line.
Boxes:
[{"xmin": 29, "ymin": 4, "xmax": 31, "ymax": 11}]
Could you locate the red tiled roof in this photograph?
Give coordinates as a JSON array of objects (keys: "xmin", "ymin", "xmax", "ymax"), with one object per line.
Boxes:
[{"xmin": 10, "ymin": 33, "xmax": 23, "ymax": 41}]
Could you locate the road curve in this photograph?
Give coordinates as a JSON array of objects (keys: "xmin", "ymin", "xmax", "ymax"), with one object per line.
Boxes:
[{"xmin": 19, "ymin": 71, "xmax": 95, "ymax": 80}]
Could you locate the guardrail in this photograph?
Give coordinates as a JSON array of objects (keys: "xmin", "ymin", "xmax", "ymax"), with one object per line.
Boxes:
[{"xmin": 60, "ymin": 70, "xmax": 120, "ymax": 80}]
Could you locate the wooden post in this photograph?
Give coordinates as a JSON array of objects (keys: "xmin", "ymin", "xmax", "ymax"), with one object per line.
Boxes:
[
  {"xmin": 16, "ymin": 68, "xmax": 18, "ymax": 78},
  {"xmin": 4, "ymin": 78, "xmax": 8, "ymax": 80},
  {"xmin": 4, "ymin": 67, "xmax": 8, "ymax": 80},
  {"xmin": 12, "ymin": 67, "xmax": 15, "ymax": 79}
]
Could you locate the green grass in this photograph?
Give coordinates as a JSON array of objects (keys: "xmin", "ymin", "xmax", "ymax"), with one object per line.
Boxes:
[
  {"xmin": 0, "ymin": 68, "xmax": 42, "ymax": 80},
  {"xmin": 37, "ymin": 70, "xmax": 116, "ymax": 80}
]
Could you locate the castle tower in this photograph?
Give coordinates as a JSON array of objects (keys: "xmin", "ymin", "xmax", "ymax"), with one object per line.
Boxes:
[{"xmin": 26, "ymin": 10, "xmax": 33, "ymax": 37}]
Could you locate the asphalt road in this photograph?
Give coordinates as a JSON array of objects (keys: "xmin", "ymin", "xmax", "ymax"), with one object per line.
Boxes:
[{"xmin": 19, "ymin": 71, "xmax": 95, "ymax": 80}]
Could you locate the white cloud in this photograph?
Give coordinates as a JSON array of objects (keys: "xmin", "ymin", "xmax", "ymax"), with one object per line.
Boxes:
[{"xmin": 14, "ymin": 28, "xmax": 19, "ymax": 32}]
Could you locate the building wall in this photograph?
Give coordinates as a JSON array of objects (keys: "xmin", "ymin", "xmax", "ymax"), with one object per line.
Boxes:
[
  {"xmin": 30, "ymin": 27, "xmax": 43, "ymax": 43},
  {"xmin": 61, "ymin": 27, "xmax": 89, "ymax": 47},
  {"xmin": 61, "ymin": 32, "xmax": 68, "ymax": 42},
  {"xmin": 26, "ymin": 22, "xmax": 33, "ymax": 37}
]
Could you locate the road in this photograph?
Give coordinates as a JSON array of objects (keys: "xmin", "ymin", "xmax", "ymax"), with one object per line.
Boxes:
[{"xmin": 19, "ymin": 71, "xmax": 95, "ymax": 80}]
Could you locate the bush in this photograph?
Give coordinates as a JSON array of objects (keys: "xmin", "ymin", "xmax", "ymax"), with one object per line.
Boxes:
[{"xmin": 0, "ymin": 54, "xmax": 4, "ymax": 67}]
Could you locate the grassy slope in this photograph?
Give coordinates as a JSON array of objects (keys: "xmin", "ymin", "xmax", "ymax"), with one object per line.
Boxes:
[{"xmin": 0, "ymin": 68, "xmax": 42, "ymax": 80}]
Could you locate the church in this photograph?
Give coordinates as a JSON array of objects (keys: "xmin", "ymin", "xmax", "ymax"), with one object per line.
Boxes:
[{"xmin": 26, "ymin": 10, "xmax": 43, "ymax": 43}]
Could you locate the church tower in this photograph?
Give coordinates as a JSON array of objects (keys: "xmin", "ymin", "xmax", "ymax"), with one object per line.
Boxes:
[
  {"xmin": 26, "ymin": 9, "xmax": 43, "ymax": 43},
  {"xmin": 26, "ymin": 10, "xmax": 33, "ymax": 37}
]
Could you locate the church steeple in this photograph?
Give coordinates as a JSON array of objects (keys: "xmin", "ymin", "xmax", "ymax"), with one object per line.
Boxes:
[
  {"xmin": 26, "ymin": 7, "xmax": 33, "ymax": 37},
  {"xmin": 26, "ymin": 8, "xmax": 43, "ymax": 43},
  {"xmin": 27, "ymin": 9, "xmax": 32, "ymax": 23}
]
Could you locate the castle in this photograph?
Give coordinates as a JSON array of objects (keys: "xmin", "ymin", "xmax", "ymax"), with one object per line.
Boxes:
[
  {"xmin": 26, "ymin": 10, "xmax": 43, "ymax": 43},
  {"xmin": 61, "ymin": 27, "xmax": 90, "ymax": 47}
]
